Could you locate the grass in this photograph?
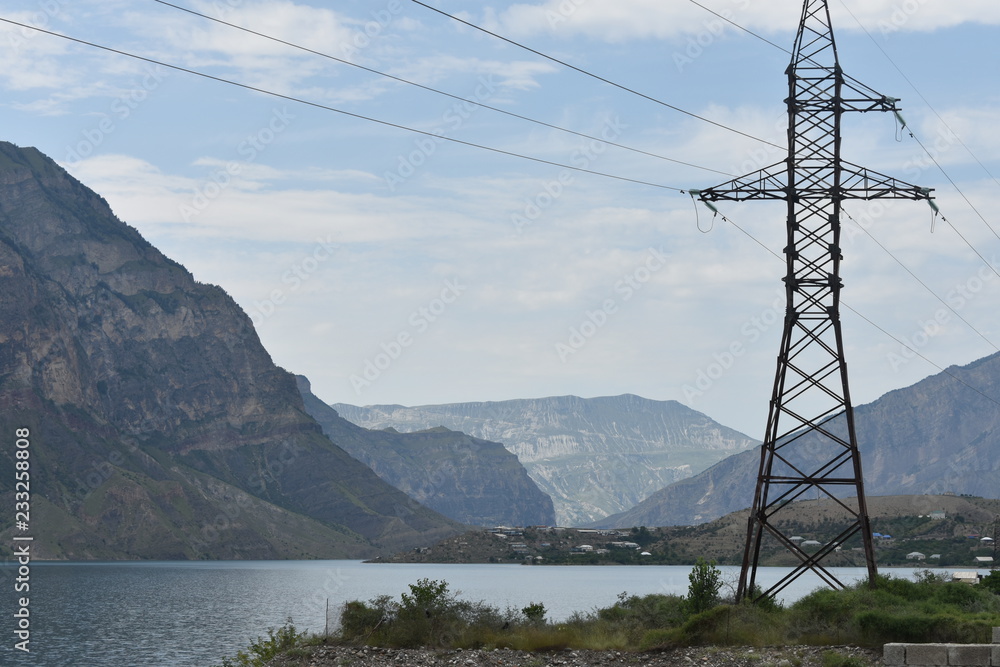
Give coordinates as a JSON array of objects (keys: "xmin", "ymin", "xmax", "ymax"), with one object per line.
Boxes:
[{"xmin": 217, "ymin": 570, "xmax": 1000, "ymax": 664}]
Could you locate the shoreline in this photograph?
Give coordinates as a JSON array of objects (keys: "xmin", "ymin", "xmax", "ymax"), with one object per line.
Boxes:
[{"xmin": 265, "ymin": 644, "xmax": 883, "ymax": 667}]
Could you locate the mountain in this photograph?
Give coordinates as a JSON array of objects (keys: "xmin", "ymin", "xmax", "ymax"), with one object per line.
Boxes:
[
  {"xmin": 297, "ymin": 376, "xmax": 555, "ymax": 527},
  {"xmin": 0, "ymin": 141, "xmax": 462, "ymax": 559},
  {"xmin": 332, "ymin": 395, "xmax": 758, "ymax": 525},
  {"xmin": 594, "ymin": 352, "xmax": 1000, "ymax": 528}
]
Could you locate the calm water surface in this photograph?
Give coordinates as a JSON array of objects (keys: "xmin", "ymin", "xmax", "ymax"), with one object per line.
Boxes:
[{"xmin": 0, "ymin": 561, "xmax": 963, "ymax": 666}]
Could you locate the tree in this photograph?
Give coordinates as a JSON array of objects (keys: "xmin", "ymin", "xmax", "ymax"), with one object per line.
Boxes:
[
  {"xmin": 630, "ymin": 526, "xmax": 655, "ymax": 547},
  {"xmin": 686, "ymin": 558, "xmax": 722, "ymax": 615}
]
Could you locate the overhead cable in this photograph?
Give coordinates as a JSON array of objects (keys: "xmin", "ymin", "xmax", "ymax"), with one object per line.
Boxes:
[
  {"xmin": 409, "ymin": 0, "xmax": 784, "ymax": 151},
  {"xmin": 153, "ymin": 0, "xmax": 732, "ymax": 178},
  {"xmin": 0, "ymin": 16, "xmax": 684, "ymax": 192}
]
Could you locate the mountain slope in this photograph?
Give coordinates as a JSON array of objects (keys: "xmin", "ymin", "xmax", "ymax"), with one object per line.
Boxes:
[
  {"xmin": 595, "ymin": 352, "xmax": 1000, "ymax": 527},
  {"xmin": 298, "ymin": 376, "xmax": 555, "ymax": 527},
  {"xmin": 333, "ymin": 394, "xmax": 758, "ymax": 525},
  {"xmin": 0, "ymin": 141, "xmax": 461, "ymax": 559}
]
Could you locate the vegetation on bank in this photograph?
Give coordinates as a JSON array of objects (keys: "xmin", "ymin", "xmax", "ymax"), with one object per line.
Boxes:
[
  {"xmin": 381, "ymin": 496, "xmax": 1000, "ymax": 568},
  {"xmin": 215, "ymin": 566, "xmax": 1000, "ymax": 665}
]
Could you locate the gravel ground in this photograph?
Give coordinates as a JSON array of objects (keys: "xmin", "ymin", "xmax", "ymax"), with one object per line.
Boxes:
[{"xmin": 266, "ymin": 644, "xmax": 882, "ymax": 667}]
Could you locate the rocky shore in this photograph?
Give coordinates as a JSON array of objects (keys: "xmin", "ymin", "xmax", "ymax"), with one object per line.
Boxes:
[{"xmin": 266, "ymin": 644, "xmax": 881, "ymax": 667}]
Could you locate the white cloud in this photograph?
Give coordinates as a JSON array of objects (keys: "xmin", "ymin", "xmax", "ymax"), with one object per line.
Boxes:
[{"xmin": 484, "ymin": 0, "xmax": 1000, "ymax": 42}]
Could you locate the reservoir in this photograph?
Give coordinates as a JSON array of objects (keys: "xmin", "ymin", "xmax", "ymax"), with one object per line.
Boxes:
[{"xmin": 0, "ymin": 560, "xmax": 969, "ymax": 666}]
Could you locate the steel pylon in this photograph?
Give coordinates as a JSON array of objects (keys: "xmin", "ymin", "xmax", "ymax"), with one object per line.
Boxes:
[{"xmin": 695, "ymin": 0, "xmax": 934, "ymax": 602}]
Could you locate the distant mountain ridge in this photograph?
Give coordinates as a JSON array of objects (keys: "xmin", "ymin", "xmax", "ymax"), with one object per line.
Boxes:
[
  {"xmin": 0, "ymin": 141, "xmax": 461, "ymax": 559},
  {"xmin": 593, "ymin": 352, "xmax": 1000, "ymax": 528},
  {"xmin": 298, "ymin": 376, "xmax": 555, "ymax": 527},
  {"xmin": 333, "ymin": 394, "xmax": 758, "ymax": 525}
]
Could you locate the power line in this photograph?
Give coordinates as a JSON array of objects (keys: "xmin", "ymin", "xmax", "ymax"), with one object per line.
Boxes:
[
  {"xmin": 686, "ymin": 0, "xmax": 1000, "ymax": 247},
  {"xmin": 152, "ymin": 0, "xmax": 732, "ymax": 179},
  {"xmin": 836, "ymin": 0, "xmax": 1000, "ymax": 246},
  {"xmin": 715, "ymin": 208, "xmax": 1000, "ymax": 409},
  {"xmin": 684, "ymin": 3, "xmax": 1000, "ymax": 296},
  {"xmin": 409, "ymin": 0, "xmax": 784, "ymax": 151},
  {"xmin": 9, "ymin": 10, "xmax": 994, "ymax": 407},
  {"xmin": 685, "ymin": 0, "xmax": 790, "ymax": 55},
  {"xmin": 836, "ymin": 0, "xmax": 1000, "ymax": 194},
  {"xmin": 0, "ymin": 16, "xmax": 684, "ymax": 192},
  {"xmin": 842, "ymin": 208, "xmax": 999, "ymax": 352}
]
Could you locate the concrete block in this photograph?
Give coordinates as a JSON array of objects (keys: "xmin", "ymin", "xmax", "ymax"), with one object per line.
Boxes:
[
  {"xmin": 883, "ymin": 643, "xmax": 906, "ymax": 665},
  {"xmin": 993, "ymin": 627, "xmax": 1000, "ymax": 644},
  {"xmin": 991, "ymin": 645, "xmax": 1000, "ymax": 667},
  {"xmin": 948, "ymin": 645, "xmax": 991, "ymax": 666},
  {"xmin": 907, "ymin": 644, "xmax": 949, "ymax": 666}
]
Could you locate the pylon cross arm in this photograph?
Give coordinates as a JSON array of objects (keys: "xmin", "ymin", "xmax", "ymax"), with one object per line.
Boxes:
[
  {"xmin": 839, "ymin": 163, "xmax": 933, "ymax": 200},
  {"xmin": 694, "ymin": 162, "xmax": 787, "ymax": 201},
  {"xmin": 693, "ymin": 163, "xmax": 934, "ymax": 203}
]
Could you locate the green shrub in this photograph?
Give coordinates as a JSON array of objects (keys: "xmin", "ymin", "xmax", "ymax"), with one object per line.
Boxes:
[
  {"xmin": 854, "ymin": 610, "xmax": 938, "ymax": 644},
  {"xmin": 933, "ymin": 582, "xmax": 982, "ymax": 608},
  {"xmin": 638, "ymin": 627, "xmax": 678, "ymax": 650},
  {"xmin": 981, "ymin": 571, "xmax": 1000, "ymax": 595},
  {"xmin": 821, "ymin": 650, "xmax": 868, "ymax": 667},
  {"xmin": 522, "ymin": 602, "xmax": 546, "ymax": 624},
  {"xmin": 687, "ymin": 558, "xmax": 722, "ymax": 615},
  {"xmin": 328, "ymin": 572, "xmax": 1000, "ymax": 653},
  {"xmin": 340, "ymin": 596, "xmax": 392, "ymax": 640},
  {"xmin": 598, "ymin": 592, "xmax": 687, "ymax": 631},
  {"xmin": 672, "ymin": 603, "xmax": 783, "ymax": 647},
  {"xmin": 215, "ymin": 619, "xmax": 305, "ymax": 667}
]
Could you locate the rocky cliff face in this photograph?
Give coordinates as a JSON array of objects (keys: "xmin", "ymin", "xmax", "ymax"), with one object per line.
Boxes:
[
  {"xmin": 333, "ymin": 394, "xmax": 758, "ymax": 525},
  {"xmin": 299, "ymin": 377, "xmax": 555, "ymax": 527},
  {"xmin": 594, "ymin": 352, "xmax": 1000, "ymax": 528},
  {"xmin": 0, "ymin": 141, "xmax": 461, "ymax": 559}
]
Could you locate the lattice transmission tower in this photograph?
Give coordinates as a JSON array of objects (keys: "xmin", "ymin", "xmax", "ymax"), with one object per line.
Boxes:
[{"xmin": 694, "ymin": 0, "xmax": 934, "ymax": 601}]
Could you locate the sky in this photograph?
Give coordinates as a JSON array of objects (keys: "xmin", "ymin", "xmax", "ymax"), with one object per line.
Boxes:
[{"xmin": 1, "ymin": 0, "xmax": 999, "ymax": 440}]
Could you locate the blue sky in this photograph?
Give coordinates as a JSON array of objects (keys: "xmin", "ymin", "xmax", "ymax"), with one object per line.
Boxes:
[{"xmin": 2, "ymin": 0, "xmax": 999, "ymax": 439}]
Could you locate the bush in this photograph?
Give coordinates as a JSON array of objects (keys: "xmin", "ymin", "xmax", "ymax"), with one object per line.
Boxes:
[
  {"xmin": 687, "ymin": 558, "xmax": 722, "ymax": 615},
  {"xmin": 522, "ymin": 602, "xmax": 546, "ymax": 624},
  {"xmin": 338, "ymin": 579, "xmax": 523, "ymax": 649},
  {"xmin": 822, "ymin": 650, "xmax": 868, "ymax": 667},
  {"xmin": 340, "ymin": 596, "xmax": 393, "ymax": 640},
  {"xmin": 215, "ymin": 619, "xmax": 305, "ymax": 667},
  {"xmin": 598, "ymin": 592, "xmax": 687, "ymax": 631},
  {"xmin": 328, "ymin": 571, "xmax": 1000, "ymax": 653},
  {"xmin": 979, "ymin": 571, "xmax": 1000, "ymax": 595}
]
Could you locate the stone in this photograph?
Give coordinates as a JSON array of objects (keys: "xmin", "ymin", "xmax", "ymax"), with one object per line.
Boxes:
[
  {"xmin": 993, "ymin": 627, "xmax": 1000, "ymax": 644},
  {"xmin": 992, "ymin": 645, "xmax": 1000, "ymax": 667},
  {"xmin": 906, "ymin": 644, "xmax": 948, "ymax": 666},
  {"xmin": 947, "ymin": 645, "xmax": 990, "ymax": 666},
  {"xmin": 883, "ymin": 644, "xmax": 906, "ymax": 666}
]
